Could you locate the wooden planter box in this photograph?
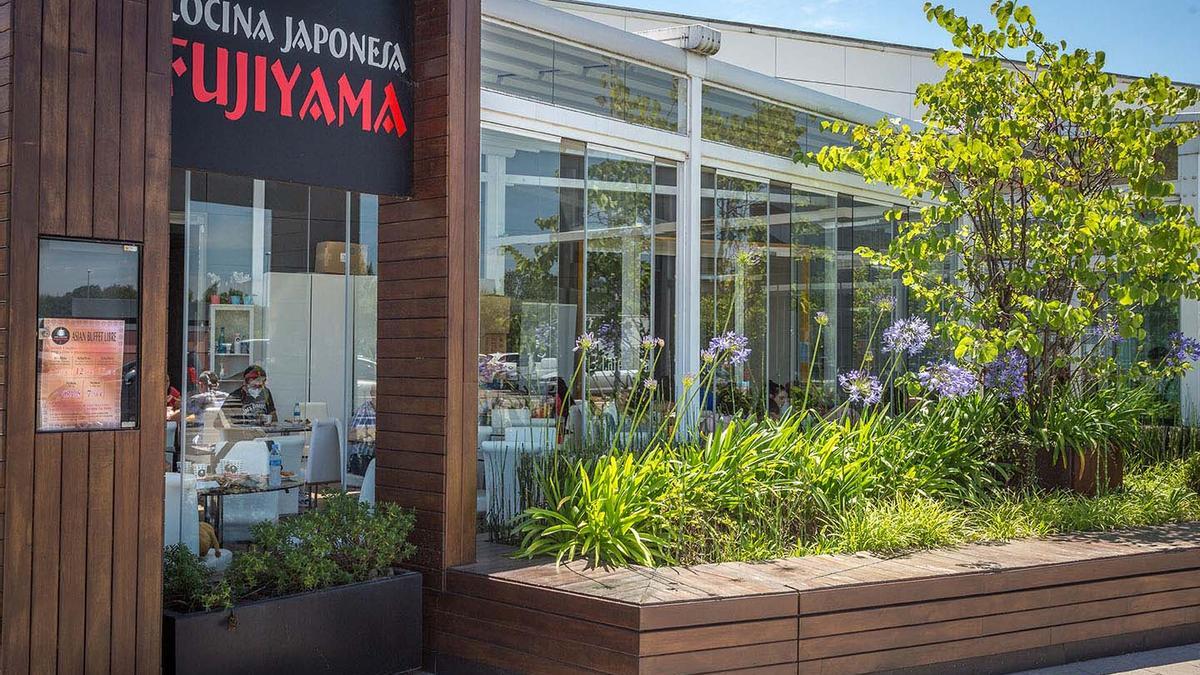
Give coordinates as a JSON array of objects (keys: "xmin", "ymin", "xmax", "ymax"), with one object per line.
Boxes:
[
  {"xmin": 1037, "ymin": 447, "xmax": 1124, "ymax": 496},
  {"xmin": 163, "ymin": 571, "xmax": 422, "ymax": 675}
]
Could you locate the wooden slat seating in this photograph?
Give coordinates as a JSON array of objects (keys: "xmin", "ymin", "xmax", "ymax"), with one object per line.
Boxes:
[{"xmin": 437, "ymin": 523, "xmax": 1200, "ymax": 674}]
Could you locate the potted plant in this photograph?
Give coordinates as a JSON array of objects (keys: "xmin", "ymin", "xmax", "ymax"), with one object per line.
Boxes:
[{"xmin": 162, "ymin": 493, "xmax": 422, "ymax": 675}]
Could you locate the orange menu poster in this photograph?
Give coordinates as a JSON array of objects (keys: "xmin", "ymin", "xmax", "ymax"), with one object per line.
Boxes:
[{"xmin": 38, "ymin": 318, "xmax": 127, "ymax": 431}]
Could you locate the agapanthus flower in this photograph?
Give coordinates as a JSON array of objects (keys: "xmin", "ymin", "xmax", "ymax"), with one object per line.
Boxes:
[
  {"xmin": 643, "ymin": 378, "xmax": 658, "ymax": 392},
  {"xmin": 705, "ymin": 332, "xmax": 752, "ymax": 365},
  {"xmin": 882, "ymin": 317, "xmax": 932, "ymax": 356},
  {"xmin": 730, "ymin": 244, "xmax": 762, "ymax": 270},
  {"xmin": 1166, "ymin": 332, "xmax": 1200, "ymax": 367},
  {"xmin": 838, "ymin": 369, "xmax": 882, "ymax": 406},
  {"xmin": 815, "ymin": 311, "xmax": 829, "ymax": 327},
  {"xmin": 478, "ymin": 354, "xmax": 506, "ymax": 383},
  {"xmin": 1084, "ymin": 317, "xmax": 1123, "ymax": 344},
  {"xmin": 983, "ymin": 349, "xmax": 1028, "ymax": 399},
  {"xmin": 574, "ymin": 332, "xmax": 598, "ymax": 353},
  {"xmin": 917, "ymin": 361, "xmax": 976, "ymax": 399},
  {"xmin": 682, "ymin": 373, "xmax": 696, "ymax": 388},
  {"xmin": 874, "ymin": 295, "xmax": 896, "ymax": 313},
  {"xmin": 641, "ymin": 335, "xmax": 665, "ymax": 351}
]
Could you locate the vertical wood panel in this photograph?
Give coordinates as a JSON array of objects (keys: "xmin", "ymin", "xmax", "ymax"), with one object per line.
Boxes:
[
  {"xmin": 135, "ymin": 2, "xmax": 170, "ymax": 670},
  {"xmin": 109, "ymin": 432, "xmax": 138, "ymax": 674},
  {"xmin": 29, "ymin": 433, "xmax": 62, "ymax": 673},
  {"xmin": 2, "ymin": 0, "xmax": 41, "ymax": 669},
  {"xmin": 117, "ymin": 0, "xmax": 145, "ymax": 243},
  {"xmin": 92, "ymin": 0, "xmax": 121, "ymax": 240},
  {"xmin": 37, "ymin": 0, "xmax": 66, "ymax": 236},
  {"xmin": 65, "ymin": 0, "xmax": 95, "ymax": 238},
  {"xmin": 56, "ymin": 433, "xmax": 88, "ymax": 674},
  {"xmin": 83, "ymin": 431, "xmax": 113, "ymax": 675}
]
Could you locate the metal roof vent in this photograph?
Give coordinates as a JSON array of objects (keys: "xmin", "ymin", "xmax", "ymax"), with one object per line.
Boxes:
[{"xmin": 636, "ymin": 25, "xmax": 722, "ymax": 56}]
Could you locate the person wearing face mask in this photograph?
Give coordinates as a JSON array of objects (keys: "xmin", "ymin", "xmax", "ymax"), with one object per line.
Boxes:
[{"xmin": 222, "ymin": 364, "xmax": 277, "ymax": 424}]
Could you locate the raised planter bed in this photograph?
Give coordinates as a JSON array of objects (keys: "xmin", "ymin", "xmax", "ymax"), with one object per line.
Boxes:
[
  {"xmin": 436, "ymin": 525, "xmax": 1200, "ymax": 674},
  {"xmin": 164, "ymin": 571, "xmax": 422, "ymax": 675}
]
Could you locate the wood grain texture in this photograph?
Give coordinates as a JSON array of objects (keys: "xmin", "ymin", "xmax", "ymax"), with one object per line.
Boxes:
[
  {"xmin": 1, "ymin": 0, "xmax": 169, "ymax": 671},
  {"xmin": 438, "ymin": 525, "xmax": 1200, "ymax": 674},
  {"xmin": 376, "ymin": 0, "xmax": 479, "ymax": 591}
]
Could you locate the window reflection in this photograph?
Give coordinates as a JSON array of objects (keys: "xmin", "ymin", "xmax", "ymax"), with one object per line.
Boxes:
[
  {"xmin": 479, "ymin": 128, "xmax": 679, "ymax": 535},
  {"xmin": 165, "ymin": 170, "xmax": 378, "ymax": 550},
  {"xmin": 481, "ymin": 21, "xmax": 686, "ymax": 133}
]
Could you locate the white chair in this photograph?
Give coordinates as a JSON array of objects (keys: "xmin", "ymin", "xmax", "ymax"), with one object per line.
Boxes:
[
  {"xmin": 306, "ymin": 419, "xmax": 343, "ymax": 505},
  {"xmin": 359, "ymin": 458, "xmax": 376, "ymax": 506},
  {"xmin": 491, "ymin": 408, "xmax": 530, "ymax": 435},
  {"xmin": 222, "ymin": 440, "xmax": 279, "ymax": 542},
  {"xmin": 165, "ymin": 420, "xmax": 179, "ymax": 470},
  {"xmin": 163, "ymin": 473, "xmax": 200, "ymax": 555},
  {"xmin": 273, "ymin": 436, "xmax": 306, "ymax": 515}
]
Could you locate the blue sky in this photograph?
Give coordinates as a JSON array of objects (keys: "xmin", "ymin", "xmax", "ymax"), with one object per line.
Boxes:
[{"xmin": 585, "ymin": 0, "xmax": 1200, "ymax": 84}]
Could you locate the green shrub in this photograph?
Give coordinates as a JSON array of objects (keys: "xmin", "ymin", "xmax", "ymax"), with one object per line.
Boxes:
[
  {"xmin": 163, "ymin": 543, "xmax": 231, "ymax": 612},
  {"xmin": 809, "ymin": 495, "xmax": 965, "ymax": 555},
  {"xmin": 229, "ymin": 492, "xmax": 416, "ymax": 601},
  {"xmin": 516, "ymin": 451, "xmax": 673, "ymax": 567},
  {"xmin": 1185, "ymin": 453, "xmax": 1200, "ymax": 495},
  {"xmin": 162, "ymin": 492, "xmax": 416, "ymax": 612}
]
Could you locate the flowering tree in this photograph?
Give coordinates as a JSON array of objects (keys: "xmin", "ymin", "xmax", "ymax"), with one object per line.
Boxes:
[{"xmin": 811, "ymin": 1, "xmax": 1200, "ymax": 421}]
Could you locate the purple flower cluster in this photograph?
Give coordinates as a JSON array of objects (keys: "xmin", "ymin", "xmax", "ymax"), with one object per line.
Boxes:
[
  {"xmin": 917, "ymin": 361, "xmax": 976, "ymax": 399},
  {"xmin": 1084, "ymin": 317, "xmax": 1123, "ymax": 344},
  {"xmin": 1166, "ymin": 332, "xmax": 1200, "ymax": 367},
  {"xmin": 882, "ymin": 317, "xmax": 932, "ymax": 356},
  {"xmin": 838, "ymin": 369, "xmax": 883, "ymax": 406},
  {"xmin": 641, "ymin": 335, "xmax": 666, "ymax": 351},
  {"xmin": 702, "ymin": 331, "xmax": 752, "ymax": 366},
  {"xmin": 983, "ymin": 350, "xmax": 1028, "ymax": 399},
  {"xmin": 478, "ymin": 354, "xmax": 505, "ymax": 384}
]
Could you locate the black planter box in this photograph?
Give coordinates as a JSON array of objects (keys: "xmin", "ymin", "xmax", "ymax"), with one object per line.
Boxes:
[{"xmin": 164, "ymin": 571, "xmax": 422, "ymax": 675}]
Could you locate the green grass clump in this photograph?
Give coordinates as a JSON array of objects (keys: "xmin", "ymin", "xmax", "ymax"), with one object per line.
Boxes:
[{"xmin": 807, "ymin": 495, "xmax": 965, "ymax": 556}]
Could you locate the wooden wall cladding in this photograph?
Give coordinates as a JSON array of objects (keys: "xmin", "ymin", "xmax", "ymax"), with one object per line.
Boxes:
[
  {"xmin": 375, "ymin": 0, "xmax": 480, "ymax": 591},
  {"xmin": 1, "ymin": 0, "xmax": 171, "ymax": 673},
  {"xmin": 437, "ymin": 526, "xmax": 1200, "ymax": 674}
]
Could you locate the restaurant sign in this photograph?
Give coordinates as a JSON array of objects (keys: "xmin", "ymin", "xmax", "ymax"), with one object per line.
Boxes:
[{"xmin": 171, "ymin": 0, "xmax": 414, "ymax": 196}]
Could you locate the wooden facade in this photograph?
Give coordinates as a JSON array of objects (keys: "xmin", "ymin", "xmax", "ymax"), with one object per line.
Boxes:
[
  {"xmin": 436, "ymin": 525, "xmax": 1200, "ymax": 674},
  {"xmin": 375, "ymin": 0, "xmax": 481, "ymax": 627},
  {"xmin": 1, "ymin": 0, "xmax": 171, "ymax": 672}
]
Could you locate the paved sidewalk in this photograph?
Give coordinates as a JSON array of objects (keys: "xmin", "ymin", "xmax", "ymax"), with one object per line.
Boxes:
[{"xmin": 1018, "ymin": 643, "xmax": 1200, "ymax": 674}]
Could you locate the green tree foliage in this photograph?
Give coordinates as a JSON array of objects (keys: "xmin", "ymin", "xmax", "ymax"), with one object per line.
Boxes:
[{"xmin": 811, "ymin": 1, "xmax": 1200, "ymax": 420}]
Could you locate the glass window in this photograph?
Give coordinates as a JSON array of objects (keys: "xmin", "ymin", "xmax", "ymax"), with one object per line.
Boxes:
[
  {"xmin": 165, "ymin": 169, "xmax": 377, "ymax": 549},
  {"xmin": 481, "ymin": 21, "xmax": 686, "ymax": 133},
  {"xmin": 702, "ymin": 85, "xmax": 807, "ymax": 158},
  {"xmin": 37, "ymin": 239, "xmax": 141, "ymax": 431},
  {"xmin": 701, "ymin": 86, "xmax": 856, "ymax": 159},
  {"xmin": 585, "ymin": 148, "xmax": 653, "ymax": 400},
  {"xmin": 479, "ymin": 127, "xmax": 679, "ymax": 536},
  {"xmin": 702, "ymin": 171, "xmax": 769, "ymax": 415},
  {"xmin": 652, "ymin": 163, "xmax": 678, "ymax": 386},
  {"xmin": 791, "ymin": 188, "xmax": 839, "ymax": 410}
]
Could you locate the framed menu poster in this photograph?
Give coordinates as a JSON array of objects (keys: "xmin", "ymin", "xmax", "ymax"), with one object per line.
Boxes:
[
  {"xmin": 36, "ymin": 239, "xmax": 141, "ymax": 432},
  {"xmin": 37, "ymin": 319, "xmax": 128, "ymax": 431}
]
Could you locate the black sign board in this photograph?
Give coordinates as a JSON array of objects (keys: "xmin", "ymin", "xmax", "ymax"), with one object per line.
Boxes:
[{"xmin": 171, "ymin": 0, "xmax": 414, "ymax": 196}]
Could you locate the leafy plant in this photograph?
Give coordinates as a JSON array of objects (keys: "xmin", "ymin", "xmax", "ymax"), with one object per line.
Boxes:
[
  {"xmin": 162, "ymin": 492, "xmax": 416, "ymax": 612},
  {"xmin": 163, "ymin": 543, "xmax": 231, "ymax": 613},
  {"xmin": 811, "ymin": 1, "xmax": 1200, "ymax": 429},
  {"xmin": 1185, "ymin": 453, "xmax": 1200, "ymax": 495}
]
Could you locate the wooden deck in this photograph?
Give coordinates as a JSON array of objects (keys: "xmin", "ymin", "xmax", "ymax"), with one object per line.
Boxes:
[{"xmin": 433, "ymin": 523, "xmax": 1200, "ymax": 674}]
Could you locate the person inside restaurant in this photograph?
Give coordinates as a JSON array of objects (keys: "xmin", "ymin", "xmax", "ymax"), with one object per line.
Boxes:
[
  {"xmin": 349, "ymin": 384, "xmax": 377, "ymax": 477},
  {"xmin": 223, "ymin": 364, "xmax": 278, "ymax": 424}
]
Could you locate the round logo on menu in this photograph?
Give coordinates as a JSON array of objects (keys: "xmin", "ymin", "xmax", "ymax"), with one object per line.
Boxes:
[{"xmin": 50, "ymin": 326, "xmax": 71, "ymax": 346}]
